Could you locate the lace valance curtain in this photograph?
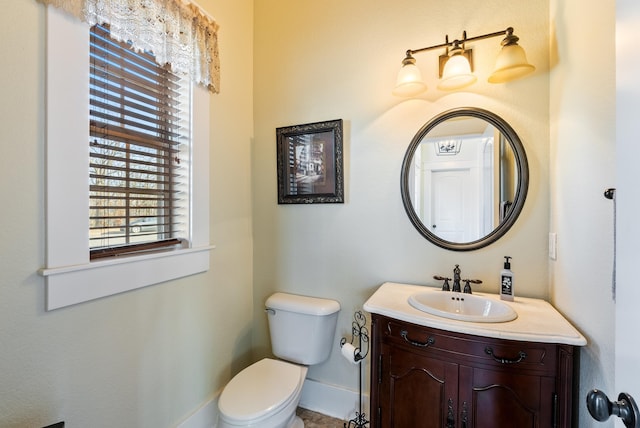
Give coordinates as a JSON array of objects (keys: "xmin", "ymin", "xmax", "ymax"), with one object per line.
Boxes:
[{"xmin": 39, "ymin": 0, "xmax": 220, "ymax": 93}]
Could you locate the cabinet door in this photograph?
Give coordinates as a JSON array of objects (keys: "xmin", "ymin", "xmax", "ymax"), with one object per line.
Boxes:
[
  {"xmin": 460, "ymin": 365, "xmax": 556, "ymax": 428},
  {"xmin": 380, "ymin": 343, "xmax": 458, "ymax": 428}
]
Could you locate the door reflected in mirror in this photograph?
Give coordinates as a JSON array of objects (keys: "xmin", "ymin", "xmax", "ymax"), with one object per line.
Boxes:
[{"xmin": 401, "ymin": 108, "xmax": 528, "ymax": 251}]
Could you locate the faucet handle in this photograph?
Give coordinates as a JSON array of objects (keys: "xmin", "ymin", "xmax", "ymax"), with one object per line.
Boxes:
[
  {"xmin": 434, "ymin": 275, "xmax": 452, "ymax": 291},
  {"xmin": 463, "ymin": 279, "xmax": 483, "ymax": 294}
]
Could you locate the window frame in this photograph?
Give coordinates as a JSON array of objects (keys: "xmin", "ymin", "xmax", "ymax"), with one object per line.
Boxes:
[{"xmin": 40, "ymin": 7, "xmax": 212, "ymax": 311}]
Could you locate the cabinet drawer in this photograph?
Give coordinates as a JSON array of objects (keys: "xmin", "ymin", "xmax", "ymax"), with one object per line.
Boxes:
[{"xmin": 381, "ymin": 317, "xmax": 558, "ymax": 374}]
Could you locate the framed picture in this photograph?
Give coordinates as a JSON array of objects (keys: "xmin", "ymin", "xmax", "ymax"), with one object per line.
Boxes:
[{"xmin": 276, "ymin": 119, "xmax": 344, "ymax": 204}]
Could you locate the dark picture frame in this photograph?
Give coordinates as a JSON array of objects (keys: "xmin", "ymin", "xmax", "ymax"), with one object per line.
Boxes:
[{"xmin": 276, "ymin": 119, "xmax": 344, "ymax": 204}]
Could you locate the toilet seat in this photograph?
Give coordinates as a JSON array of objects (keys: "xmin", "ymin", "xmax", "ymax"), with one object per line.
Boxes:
[{"xmin": 218, "ymin": 358, "xmax": 307, "ymax": 425}]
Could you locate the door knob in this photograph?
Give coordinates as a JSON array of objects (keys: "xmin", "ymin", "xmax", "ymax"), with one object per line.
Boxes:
[{"xmin": 586, "ymin": 389, "xmax": 640, "ymax": 428}]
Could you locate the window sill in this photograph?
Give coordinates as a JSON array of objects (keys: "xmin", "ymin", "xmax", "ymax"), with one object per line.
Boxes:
[{"xmin": 40, "ymin": 245, "xmax": 215, "ymax": 310}]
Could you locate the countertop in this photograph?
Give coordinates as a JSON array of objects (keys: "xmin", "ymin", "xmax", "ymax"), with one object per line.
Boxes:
[{"xmin": 363, "ymin": 282, "xmax": 587, "ymax": 346}]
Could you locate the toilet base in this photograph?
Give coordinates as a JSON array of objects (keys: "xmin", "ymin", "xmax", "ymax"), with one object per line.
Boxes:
[{"xmin": 291, "ymin": 415, "xmax": 304, "ymax": 428}]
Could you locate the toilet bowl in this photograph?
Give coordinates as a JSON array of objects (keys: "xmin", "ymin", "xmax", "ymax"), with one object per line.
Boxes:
[
  {"xmin": 218, "ymin": 358, "xmax": 307, "ymax": 428},
  {"xmin": 217, "ymin": 293, "xmax": 340, "ymax": 428}
]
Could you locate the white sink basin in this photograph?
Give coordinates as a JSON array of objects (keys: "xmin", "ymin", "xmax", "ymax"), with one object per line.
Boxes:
[{"xmin": 408, "ymin": 291, "xmax": 517, "ymax": 323}]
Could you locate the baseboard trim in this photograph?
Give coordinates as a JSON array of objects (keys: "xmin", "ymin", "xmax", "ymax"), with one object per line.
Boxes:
[
  {"xmin": 177, "ymin": 394, "xmax": 219, "ymax": 428},
  {"xmin": 299, "ymin": 378, "xmax": 369, "ymax": 422}
]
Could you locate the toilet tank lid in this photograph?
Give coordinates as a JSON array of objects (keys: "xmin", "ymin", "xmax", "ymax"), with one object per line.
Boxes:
[{"xmin": 266, "ymin": 292, "xmax": 340, "ymax": 315}]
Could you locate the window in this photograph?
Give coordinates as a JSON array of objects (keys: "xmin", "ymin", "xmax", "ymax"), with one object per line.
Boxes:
[
  {"xmin": 88, "ymin": 24, "xmax": 188, "ymax": 259},
  {"xmin": 40, "ymin": 7, "xmax": 212, "ymax": 310}
]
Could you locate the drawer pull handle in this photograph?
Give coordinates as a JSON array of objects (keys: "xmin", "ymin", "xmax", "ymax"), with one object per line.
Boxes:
[
  {"xmin": 400, "ymin": 330, "xmax": 435, "ymax": 348},
  {"xmin": 485, "ymin": 347, "xmax": 527, "ymax": 364}
]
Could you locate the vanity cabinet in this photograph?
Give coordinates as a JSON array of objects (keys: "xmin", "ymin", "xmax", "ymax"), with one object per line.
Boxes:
[{"xmin": 370, "ymin": 314, "xmax": 577, "ymax": 428}]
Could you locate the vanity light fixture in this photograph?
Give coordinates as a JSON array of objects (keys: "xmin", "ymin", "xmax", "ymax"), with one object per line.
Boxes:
[
  {"xmin": 392, "ymin": 27, "xmax": 535, "ymax": 97},
  {"xmin": 438, "ymin": 36, "xmax": 476, "ymax": 91}
]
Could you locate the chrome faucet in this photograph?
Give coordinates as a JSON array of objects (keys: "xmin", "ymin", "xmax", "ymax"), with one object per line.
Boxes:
[
  {"xmin": 452, "ymin": 264, "xmax": 462, "ymax": 292},
  {"xmin": 434, "ymin": 265, "xmax": 483, "ymax": 294}
]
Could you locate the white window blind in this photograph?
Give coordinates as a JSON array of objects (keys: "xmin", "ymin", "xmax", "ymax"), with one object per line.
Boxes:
[{"xmin": 89, "ymin": 24, "xmax": 190, "ymax": 259}]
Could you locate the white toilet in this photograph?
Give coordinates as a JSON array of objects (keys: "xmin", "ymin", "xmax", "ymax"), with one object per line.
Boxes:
[{"xmin": 218, "ymin": 292, "xmax": 341, "ymax": 428}]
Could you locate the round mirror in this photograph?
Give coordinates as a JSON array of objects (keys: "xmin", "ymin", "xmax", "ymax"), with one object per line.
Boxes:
[{"xmin": 401, "ymin": 108, "xmax": 529, "ymax": 251}]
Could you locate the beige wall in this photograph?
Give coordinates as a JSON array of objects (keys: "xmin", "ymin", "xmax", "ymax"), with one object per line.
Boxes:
[
  {"xmin": 253, "ymin": 1, "xmax": 618, "ymax": 425},
  {"xmin": 0, "ymin": 0, "xmax": 619, "ymax": 426},
  {"xmin": 549, "ymin": 0, "xmax": 616, "ymax": 425},
  {"xmin": 0, "ymin": 1, "xmax": 254, "ymax": 427},
  {"xmin": 253, "ymin": 0, "xmax": 551, "ymax": 395}
]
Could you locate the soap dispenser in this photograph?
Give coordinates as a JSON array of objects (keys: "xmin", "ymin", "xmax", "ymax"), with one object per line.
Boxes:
[{"xmin": 500, "ymin": 256, "xmax": 514, "ymax": 301}]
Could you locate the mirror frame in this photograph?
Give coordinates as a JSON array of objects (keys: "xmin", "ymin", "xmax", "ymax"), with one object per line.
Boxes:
[{"xmin": 401, "ymin": 107, "xmax": 529, "ymax": 251}]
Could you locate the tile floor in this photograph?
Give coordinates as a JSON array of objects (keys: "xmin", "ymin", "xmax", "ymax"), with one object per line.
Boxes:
[{"xmin": 297, "ymin": 407, "xmax": 346, "ymax": 427}]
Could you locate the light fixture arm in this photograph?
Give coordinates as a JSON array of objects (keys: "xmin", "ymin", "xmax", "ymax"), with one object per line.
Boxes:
[{"xmin": 405, "ymin": 27, "xmax": 515, "ymax": 58}]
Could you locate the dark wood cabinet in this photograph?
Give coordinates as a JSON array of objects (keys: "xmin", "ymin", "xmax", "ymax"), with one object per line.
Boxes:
[{"xmin": 370, "ymin": 314, "xmax": 577, "ymax": 428}]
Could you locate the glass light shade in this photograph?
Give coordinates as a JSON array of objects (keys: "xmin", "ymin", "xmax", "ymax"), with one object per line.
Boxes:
[
  {"xmin": 393, "ymin": 62, "xmax": 427, "ymax": 97},
  {"xmin": 488, "ymin": 43, "xmax": 535, "ymax": 83},
  {"xmin": 437, "ymin": 53, "xmax": 477, "ymax": 91}
]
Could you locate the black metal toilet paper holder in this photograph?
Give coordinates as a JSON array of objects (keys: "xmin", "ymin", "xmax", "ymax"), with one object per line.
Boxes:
[{"xmin": 339, "ymin": 310, "xmax": 370, "ymax": 428}]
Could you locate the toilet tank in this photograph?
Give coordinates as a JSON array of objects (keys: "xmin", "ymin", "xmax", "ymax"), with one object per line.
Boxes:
[{"xmin": 266, "ymin": 292, "xmax": 340, "ymax": 365}]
